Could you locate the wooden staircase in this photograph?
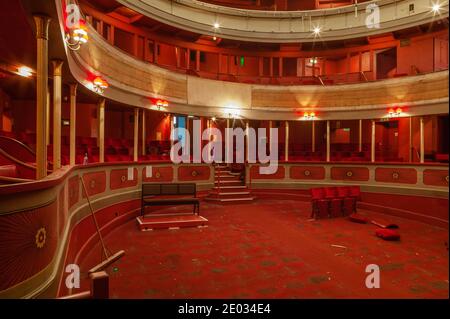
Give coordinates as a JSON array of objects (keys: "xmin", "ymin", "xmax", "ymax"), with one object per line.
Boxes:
[{"xmin": 205, "ymin": 164, "xmax": 255, "ymax": 203}]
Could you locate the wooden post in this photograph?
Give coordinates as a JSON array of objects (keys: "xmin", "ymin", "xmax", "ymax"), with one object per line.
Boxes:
[
  {"xmin": 134, "ymin": 108, "xmax": 139, "ymax": 161},
  {"xmin": 46, "ymin": 89, "xmax": 50, "ymax": 146},
  {"xmin": 285, "ymin": 121, "xmax": 289, "ymax": 161},
  {"xmin": 153, "ymin": 41, "xmax": 158, "ymax": 64},
  {"xmin": 186, "ymin": 48, "xmax": 190, "ymax": 69},
  {"xmin": 279, "ymin": 57, "xmax": 283, "ymax": 77},
  {"xmin": 259, "ymin": 57, "xmax": 263, "ymax": 77},
  {"xmin": 142, "ymin": 109, "xmax": 146, "ymax": 156},
  {"xmin": 33, "ymin": 15, "xmax": 51, "ymax": 179},
  {"xmin": 52, "ymin": 60, "xmax": 63, "ymax": 170},
  {"xmin": 420, "ymin": 117, "xmax": 425, "ymax": 163},
  {"xmin": 312, "ymin": 120, "xmax": 316, "ymax": 153},
  {"xmin": 371, "ymin": 120, "xmax": 376, "ymax": 162},
  {"xmin": 196, "ymin": 50, "xmax": 200, "ymax": 71},
  {"xmin": 98, "ymin": 99, "xmax": 105, "ymax": 163},
  {"xmin": 90, "ymin": 271, "xmax": 109, "ymax": 299},
  {"xmin": 409, "ymin": 117, "xmax": 412, "ymax": 162},
  {"xmin": 359, "ymin": 119, "xmax": 362, "ymax": 152},
  {"xmin": 326, "ymin": 120, "xmax": 330, "ymax": 162},
  {"xmin": 175, "ymin": 47, "xmax": 181, "ymax": 68},
  {"xmin": 69, "ymin": 84, "xmax": 77, "ymax": 166},
  {"xmin": 269, "ymin": 57, "xmax": 274, "ymax": 77}
]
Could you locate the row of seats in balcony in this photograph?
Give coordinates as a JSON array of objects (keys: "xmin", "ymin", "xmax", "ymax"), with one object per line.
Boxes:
[{"xmin": 310, "ymin": 186, "xmax": 361, "ymax": 219}]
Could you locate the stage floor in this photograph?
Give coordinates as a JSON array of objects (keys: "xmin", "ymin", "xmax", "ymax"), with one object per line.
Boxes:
[{"xmin": 78, "ymin": 199, "xmax": 449, "ymax": 298}]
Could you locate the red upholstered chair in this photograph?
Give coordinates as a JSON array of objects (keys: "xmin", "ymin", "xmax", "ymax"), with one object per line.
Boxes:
[
  {"xmin": 349, "ymin": 186, "xmax": 361, "ymax": 212},
  {"xmin": 329, "ymin": 198, "xmax": 342, "ymax": 218},
  {"xmin": 0, "ymin": 165, "xmax": 18, "ymax": 178},
  {"xmin": 324, "ymin": 187, "xmax": 338, "ymax": 199},
  {"xmin": 310, "ymin": 188, "xmax": 330, "ymax": 219},
  {"xmin": 324, "ymin": 187, "xmax": 343, "ymax": 218}
]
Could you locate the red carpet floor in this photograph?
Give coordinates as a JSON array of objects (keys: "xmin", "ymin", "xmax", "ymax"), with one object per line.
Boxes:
[{"xmin": 78, "ymin": 199, "xmax": 449, "ymax": 298}]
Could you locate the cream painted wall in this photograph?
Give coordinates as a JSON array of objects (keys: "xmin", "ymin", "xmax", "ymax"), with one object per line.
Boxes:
[{"xmin": 187, "ymin": 76, "xmax": 252, "ymax": 111}]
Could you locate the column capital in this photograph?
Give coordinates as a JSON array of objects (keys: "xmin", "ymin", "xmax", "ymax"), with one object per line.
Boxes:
[
  {"xmin": 98, "ymin": 98, "xmax": 106, "ymax": 106},
  {"xmin": 52, "ymin": 60, "xmax": 64, "ymax": 76},
  {"xmin": 69, "ymin": 83, "xmax": 78, "ymax": 96},
  {"xmin": 33, "ymin": 15, "xmax": 51, "ymax": 40}
]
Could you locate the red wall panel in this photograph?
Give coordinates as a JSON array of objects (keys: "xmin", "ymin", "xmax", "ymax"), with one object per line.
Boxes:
[
  {"xmin": 178, "ymin": 165, "xmax": 211, "ymax": 181},
  {"xmin": 142, "ymin": 166, "xmax": 174, "ymax": 182},
  {"xmin": 423, "ymin": 169, "xmax": 449, "ymax": 187},
  {"xmin": 0, "ymin": 200, "xmax": 58, "ymax": 291},
  {"xmin": 110, "ymin": 168, "xmax": 138, "ymax": 190},
  {"xmin": 68, "ymin": 175, "xmax": 79, "ymax": 209},
  {"xmin": 375, "ymin": 167, "xmax": 417, "ymax": 184},
  {"xmin": 81, "ymin": 171, "xmax": 107, "ymax": 197},
  {"xmin": 290, "ymin": 166, "xmax": 325, "ymax": 180},
  {"xmin": 331, "ymin": 167, "xmax": 369, "ymax": 181},
  {"xmin": 250, "ymin": 165, "xmax": 285, "ymax": 179}
]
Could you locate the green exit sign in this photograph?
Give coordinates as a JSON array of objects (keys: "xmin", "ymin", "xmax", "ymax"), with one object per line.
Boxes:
[{"xmin": 240, "ymin": 57, "xmax": 245, "ymax": 66}]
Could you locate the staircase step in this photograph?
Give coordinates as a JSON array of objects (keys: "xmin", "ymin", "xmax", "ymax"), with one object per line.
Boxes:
[
  {"xmin": 215, "ymin": 175, "xmax": 240, "ymax": 179},
  {"xmin": 215, "ymin": 180, "xmax": 244, "ymax": 184},
  {"xmin": 205, "ymin": 197, "xmax": 255, "ymax": 202},
  {"xmin": 219, "ymin": 191, "xmax": 251, "ymax": 196},
  {"xmin": 213, "ymin": 185, "xmax": 247, "ymax": 189}
]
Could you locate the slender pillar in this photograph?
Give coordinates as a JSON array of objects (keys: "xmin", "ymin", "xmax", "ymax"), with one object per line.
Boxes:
[
  {"xmin": 312, "ymin": 120, "xmax": 315, "ymax": 153},
  {"xmin": 196, "ymin": 50, "xmax": 200, "ymax": 71},
  {"xmin": 98, "ymin": 99, "xmax": 105, "ymax": 163},
  {"xmin": 142, "ymin": 109, "xmax": 146, "ymax": 156},
  {"xmin": 269, "ymin": 58, "xmax": 274, "ymax": 77},
  {"xmin": 285, "ymin": 121, "xmax": 289, "ymax": 161},
  {"xmin": 359, "ymin": 119, "xmax": 362, "ymax": 152},
  {"xmin": 246, "ymin": 121, "xmax": 250, "ymax": 161},
  {"xmin": 69, "ymin": 84, "xmax": 77, "ymax": 166},
  {"xmin": 46, "ymin": 89, "xmax": 50, "ymax": 146},
  {"xmin": 420, "ymin": 117, "xmax": 425, "ymax": 163},
  {"xmin": 326, "ymin": 120, "xmax": 330, "ymax": 162},
  {"xmin": 186, "ymin": 48, "xmax": 190, "ymax": 69},
  {"xmin": 371, "ymin": 120, "xmax": 376, "ymax": 162},
  {"xmin": 279, "ymin": 57, "xmax": 283, "ymax": 77},
  {"xmin": 175, "ymin": 47, "xmax": 181, "ymax": 68},
  {"xmin": 133, "ymin": 108, "xmax": 139, "ymax": 161},
  {"xmin": 269, "ymin": 120, "xmax": 273, "ymax": 154},
  {"xmin": 153, "ymin": 41, "xmax": 158, "ymax": 64},
  {"xmin": 409, "ymin": 117, "xmax": 412, "ymax": 162},
  {"xmin": 207, "ymin": 119, "xmax": 211, "ymax": 162},
  {"xmin": 170, "ymin": 114, "xmax": 174, "ymax": 149},
  {"xmin": 34, "ymin": 15, "xmax": 51, "ymax": 179},
  {"xmin": 52, "ymin": 60, "xmax": 63, "ymax": 170}
]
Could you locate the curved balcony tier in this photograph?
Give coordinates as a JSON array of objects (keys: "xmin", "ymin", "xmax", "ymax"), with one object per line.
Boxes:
[{"xmin": 113, "ymin": 0, "xmax": 449, "ymax": 43}]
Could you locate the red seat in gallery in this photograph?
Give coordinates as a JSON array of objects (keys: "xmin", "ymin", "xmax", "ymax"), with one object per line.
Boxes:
[
  {"xmin": 337, "ymin": 186, "xmax": 355, "ymax": 216},
  {"xmin": 0, "ymin": 164, "xmax": 18, "ymax": 178},
  {"xmin": 324, "ymin": 187, "xmax": 343, "ymax": 217},
  {"xmin": 310, "ymin": 187, "xmax": 330, "ymax": 219}
]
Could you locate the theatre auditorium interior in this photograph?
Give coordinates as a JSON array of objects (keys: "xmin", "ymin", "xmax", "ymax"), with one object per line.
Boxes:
[{"xmin": 0, "ymin": 0, "xmax": 448, "ymax": 299}]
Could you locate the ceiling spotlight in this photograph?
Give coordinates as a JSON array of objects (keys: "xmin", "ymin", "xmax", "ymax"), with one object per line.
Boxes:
[
  {"xmin": 17, "ymin": 66, "xmax": 32, "ymax": 77},
  {"xmin": 213, "ymin": 22, "xmax": 220, "ymax": 29},
  {"xmin": 313, "ymin": 26, "xmax": 321, "ymax": 36},
  {"xmin": 431, "ymin": 2, "xmax": 442, "ymax": 13},
  {"xmin": 211, "ymin": 117, "xmax": 216, "ymax": 122},
  {"xmin": 213, "ymin": 36, "xmax": 217, "ymax": 41}
]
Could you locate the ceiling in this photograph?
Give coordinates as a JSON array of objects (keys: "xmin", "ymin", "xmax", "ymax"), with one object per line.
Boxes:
[{"xmin": 80, "ymin": 0, "xmax": 449, "ymax": 53}]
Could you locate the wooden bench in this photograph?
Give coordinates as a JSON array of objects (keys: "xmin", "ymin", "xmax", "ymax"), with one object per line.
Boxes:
[{"xmin": 141, "ymin": 183, "xmax": 200, "ymax": 216}]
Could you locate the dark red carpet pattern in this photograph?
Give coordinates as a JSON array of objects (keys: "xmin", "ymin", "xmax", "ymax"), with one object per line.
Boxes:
[{"xmin": 78, "ymin": 200, "xmax": 449, "ymax": 298}]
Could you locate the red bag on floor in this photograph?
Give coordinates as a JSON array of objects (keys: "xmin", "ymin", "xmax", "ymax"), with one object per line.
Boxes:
[{"xmin": 375, "ymin": 228, "xmax": 400, "ymax": 241}]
